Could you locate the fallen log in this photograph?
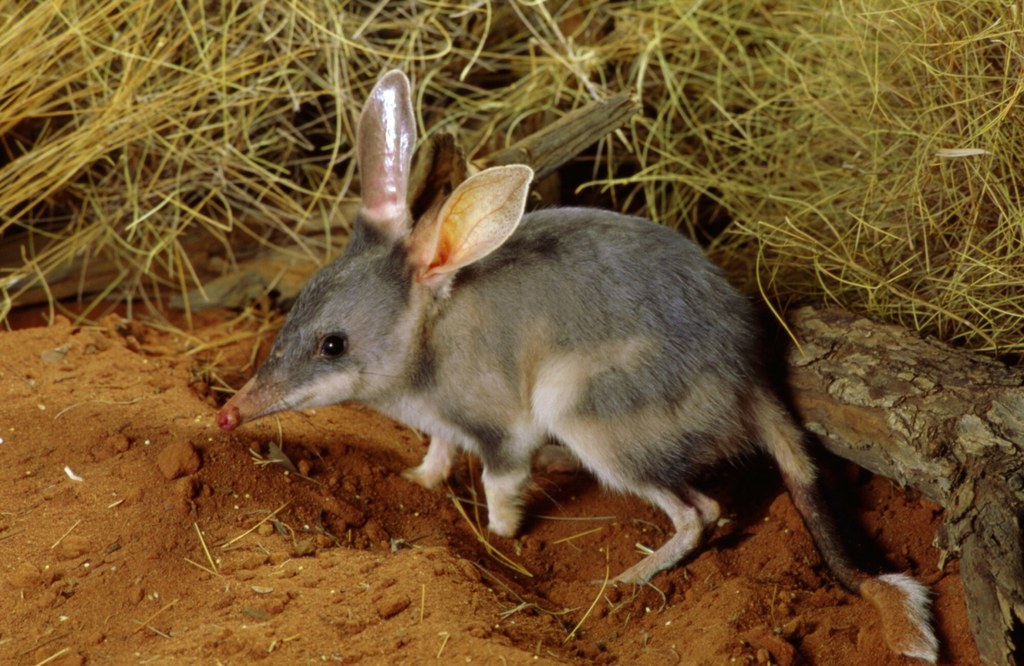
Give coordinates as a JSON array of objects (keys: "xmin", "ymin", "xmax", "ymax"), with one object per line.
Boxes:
[{"xmin": 787, "ymin": 305, "xmax": 1023, "ymax": 665}]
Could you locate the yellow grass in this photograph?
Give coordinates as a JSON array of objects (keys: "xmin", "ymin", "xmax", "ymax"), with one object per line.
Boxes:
[{"xmin": 1, "ymin": 1, "xmax": 1021, "ymax": 353}]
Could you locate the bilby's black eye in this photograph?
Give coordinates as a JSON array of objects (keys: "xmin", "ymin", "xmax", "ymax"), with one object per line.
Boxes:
[{"xmin": 319, "ymin": 333, "xmax": 348, "ymax": 358}]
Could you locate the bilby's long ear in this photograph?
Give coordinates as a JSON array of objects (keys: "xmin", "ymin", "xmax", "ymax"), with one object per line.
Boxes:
[
  {"xmin": 408, "ymin": 164, "xmax": 534, "ymax": 287},
  {"xmin": 357, "ymin": 70, "xmax": 417, "ymax": 239}
]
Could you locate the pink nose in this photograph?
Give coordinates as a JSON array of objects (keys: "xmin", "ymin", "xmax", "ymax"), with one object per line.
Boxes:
[{"xmin": 217, "ymin": 404, "xmax": 241, "ymax": 431}]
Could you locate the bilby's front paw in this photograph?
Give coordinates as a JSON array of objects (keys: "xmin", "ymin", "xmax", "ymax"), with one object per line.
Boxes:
[
  {"xmin": 401, "ymin": 464, "xmax": 447, "ymax": 490},
  {"xmin": 402, "ymin": 437, "xmax": 454, "ymax": 490}
]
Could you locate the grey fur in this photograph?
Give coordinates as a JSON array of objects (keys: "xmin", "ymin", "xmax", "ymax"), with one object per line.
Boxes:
[
  {"xmin": 216, "ymin": 70, "xmax": 938, "ymax": 660},
  {"xmin": 424, "ymin": 207, "xmax": 760, "ymax": 480}
]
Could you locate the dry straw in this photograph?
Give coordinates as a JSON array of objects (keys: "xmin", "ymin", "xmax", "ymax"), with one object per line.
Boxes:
[
  {"xmin": 654, "ymin": 1, "xmax": 1024, "ymax": 354},
  {"xmin": 1, "ymin": 1, "xmax": 1021, "ymax": 353}
]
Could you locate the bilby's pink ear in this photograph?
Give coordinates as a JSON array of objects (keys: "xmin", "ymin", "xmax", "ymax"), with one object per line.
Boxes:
[
  {"xmin": 408, "ymin": 165, "xmax": 534, "ymax": 287},
  {"xmin": 357, "ymin": 70, "xmax": 416, "ymax": 239}
]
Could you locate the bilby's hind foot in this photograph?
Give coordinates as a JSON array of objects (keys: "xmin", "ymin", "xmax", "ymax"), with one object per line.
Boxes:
[
  {"xmin": 614, "ymin": 484, "xmax": 720, "ymax": 584},
  {"xmin": 613, "ymin": 532, "xmax": 699, "ymax": 584}
]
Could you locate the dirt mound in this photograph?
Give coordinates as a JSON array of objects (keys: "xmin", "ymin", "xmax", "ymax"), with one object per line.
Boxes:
[{"xmin": 0, "ymin": 316, "xmax": 977, "ymax": 664}]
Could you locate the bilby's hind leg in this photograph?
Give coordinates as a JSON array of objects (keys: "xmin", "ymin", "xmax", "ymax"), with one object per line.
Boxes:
[
  {"xmin": 534, "ymin": 443, "xmax": 581, "ymax": 474},
  {"xmin": 615, "ymin": 483, "xmax": 721, "ymax": 584}
]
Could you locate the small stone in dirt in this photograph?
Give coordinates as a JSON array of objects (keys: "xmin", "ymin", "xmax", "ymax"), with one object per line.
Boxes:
[
  {"xmin": 58, "ymin": 535, "xmax": 92, "ymax": 560},
  {"xmin": 779, "ymin": 616, "xmax": 804, "ymax": 640},
  {"xmin": 456, "ymin": 557, "xmax": 480, "ymax": 582},
  {"xmin": 125, "ymin": 485, "xmax": 145, "ymax": 504},
  {"xmin": 741, "ymin": 626, "xmax": 796, "ymax": 666},
  {"xmin": 241, "ymin": 606, "xmax": 272, "ymax": 622},
  {"xmin": 110, "ymin": 434, "xmax": 131, "ymax": 454},
  {"xmin": 363, "ymin": 519, "xmax": 389, "ymax": 546},
  {"xmin": 466, "ymin": 622, "xmax": 491, "ymax": 639},
  {"xmin": 40, "ymin": 343, "xmax": 72, "ymax": 363},
  {"xmin": 175, "ymin": 476, "xmax": 198, "ymax": 504},
  {"xmin": 375, "ymin": 591, "xmax": 411, "ymax": 619},
  {"xmin": 7, "ymin": 562, "xmax": 48, "ymax": 589},
  {"xmin": 291, "ymin": 538, "xmax": 316, "ymax": 557},
  {"xmin": 157, "ymin": 441, "xmax": 201, "ymax": 480}
]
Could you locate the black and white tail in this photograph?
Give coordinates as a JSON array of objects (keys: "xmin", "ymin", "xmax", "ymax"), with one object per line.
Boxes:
[{"xmin": 752, "ymin": 388, "xmax": 939, "ymax": 662}]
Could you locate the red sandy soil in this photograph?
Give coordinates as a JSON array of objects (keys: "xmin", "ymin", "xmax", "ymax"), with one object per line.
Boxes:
[{"xmin": 0, "ymin": 312, "xmax": 979, "ymax": 665}]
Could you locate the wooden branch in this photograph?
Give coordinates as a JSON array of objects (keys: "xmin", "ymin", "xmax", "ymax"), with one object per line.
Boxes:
[
  {"xmin": 786, "ymin": 305, "xmax": 1024, "ymax": 665},
  {"xmin": 482, "ymin": 93, "xmax": 640, "ymax": 181}
]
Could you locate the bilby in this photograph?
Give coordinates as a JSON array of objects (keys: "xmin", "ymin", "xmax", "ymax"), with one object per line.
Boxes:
[{"xmin": 217, "ymin": 70, "xmax": 938, "ymax": 661}]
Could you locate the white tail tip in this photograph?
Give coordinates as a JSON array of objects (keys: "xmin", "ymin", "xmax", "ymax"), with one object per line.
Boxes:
[{"xmin": 861, "ymin": 573, "xmax": 939, "ymax": 662}]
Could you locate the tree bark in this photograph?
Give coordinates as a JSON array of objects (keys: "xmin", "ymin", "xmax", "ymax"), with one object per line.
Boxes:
[{"xmin": 786, "ymin": 305, "xmax": 1024, "ymax": 665}]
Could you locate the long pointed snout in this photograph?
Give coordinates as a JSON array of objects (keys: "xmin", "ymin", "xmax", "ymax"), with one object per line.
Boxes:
[{"xmin": 216, "ymin": 375, "xmax": 281, "ymax": 431}]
